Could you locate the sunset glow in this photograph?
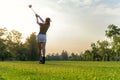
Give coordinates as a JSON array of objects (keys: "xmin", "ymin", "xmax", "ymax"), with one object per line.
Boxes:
[{"xmin": 0, "ymin": 0, "xmax": 120, "ymax": 54}]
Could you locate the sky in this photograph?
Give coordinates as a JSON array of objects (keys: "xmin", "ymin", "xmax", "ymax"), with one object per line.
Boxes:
[{"xmin": 0, "ymin": 0, "xmax": 120, "ymax": 54}]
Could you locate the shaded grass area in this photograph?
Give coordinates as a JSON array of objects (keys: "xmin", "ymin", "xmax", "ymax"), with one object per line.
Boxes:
[{"xmin": 0, "ymin": 61, "xmax": 120, "ymax": 80}]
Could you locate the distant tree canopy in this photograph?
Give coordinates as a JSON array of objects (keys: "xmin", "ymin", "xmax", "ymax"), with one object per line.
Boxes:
[
  {"xmin": 0, "ymin": 28, "xmax": 38, "ymax": 61},
  {"xmin": 1, "ymin": 24, "xmax": 120, "ymax": 61},
  {"xmin": 47, "ymin": 24, "xmax": 120, "ymax": 61}
]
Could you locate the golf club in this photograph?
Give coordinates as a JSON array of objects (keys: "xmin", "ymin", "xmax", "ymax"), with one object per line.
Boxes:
[
  {"xmin": 28, "ymin": 4, "xmax": 36, "ymax": 14},
  {"xmin": 28, "ymin": 4, "xmax": 45, "ymax": 22}
]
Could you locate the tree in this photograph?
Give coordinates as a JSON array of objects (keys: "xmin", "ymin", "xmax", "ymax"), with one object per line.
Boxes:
[
  {"xmin": 97, "ymin": 40, "xmax": 110, "ymax": 61},
  {"xmin": 61, "ymin": 50, "xmax": 68, "ymax": 60},
  {"xmin": 15, "ymin": 44, "xmax": 28, "ymax": 61},
  {"xmin": 106, "ymin": 24, "xmax": 120, "ymax": 38},
  {"xmin": 0, "ymin": 28, "xmax": 8, "ymax": 61},
  {"xmin": 90, "ymin": 43, "xmax": 101, "ymax": 61},
  {"xmin": 69, "ymin": 52, "xmax": 80, "ymax": 61},
  {"xmin": 84, "ymin": 50, "xmax": 92, "ymax": 61},
  {"xmin": 6, "ymin": 30, "xmax": 22, "ymax": 58},
  {"xmin": 0, "ymin": 27, "xmax": 7, "ymax": 37},
  {"xmin": 46, "ymin": 53, "xmax": 61, "ymax": 61},
  {"xmin": 25, "ymin": 32, "xmax": 38, "ymax": 60},
  {"xmin": 0, "ymin": 40, "xmax": 7, "ymax": 61},
  {"xmin": 105, "ymin": 24, "xmax": 120, "ymax": 61}
]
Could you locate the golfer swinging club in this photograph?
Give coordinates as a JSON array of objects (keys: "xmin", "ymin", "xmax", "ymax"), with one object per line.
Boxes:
[{"xmin": 35, "ymin": 14, "xmax": 51, "ymax": 64}]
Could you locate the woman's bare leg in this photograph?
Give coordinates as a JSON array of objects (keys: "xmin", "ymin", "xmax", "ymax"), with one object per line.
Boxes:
[
  {"xmin": 42, "ymin": 42, "xmax": 46, "ymax": 57},
  {"xmin": 38, "ymin": 42, "xmax": 42, "ymax": 61},
  {"xmin": 41, "ymin": 42, "xmax": 46, "ymax": 64}
]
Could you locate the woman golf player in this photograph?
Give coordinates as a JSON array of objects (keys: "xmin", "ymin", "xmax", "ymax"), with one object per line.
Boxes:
[{"xmin": 35, "ymin": 14, "xmax": 51, "ymax": 64}]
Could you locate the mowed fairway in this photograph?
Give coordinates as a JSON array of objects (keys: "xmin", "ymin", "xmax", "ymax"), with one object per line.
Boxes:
[{"xmin": 0, "ymin": 61, "xmax": 120, "ymax": 80}]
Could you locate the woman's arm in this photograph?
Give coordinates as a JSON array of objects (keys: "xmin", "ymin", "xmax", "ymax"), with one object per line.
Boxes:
[
  {"xmin": 38, "ymin": 16, "xmax": 44, "ymax": 23},
  {"xmin": 35, "ymin": 14, "xmax": 44, "ymax": 24}
]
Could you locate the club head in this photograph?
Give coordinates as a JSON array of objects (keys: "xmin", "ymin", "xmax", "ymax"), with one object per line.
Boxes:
[{"xmin": 29, "ymin": 5, "xmax": 32, "ymax": 8}]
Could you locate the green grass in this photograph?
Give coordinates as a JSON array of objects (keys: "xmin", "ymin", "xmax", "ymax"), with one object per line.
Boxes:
[{"xmin": 0, "ymin": 61, "xmax": 120, "ymax": 80}]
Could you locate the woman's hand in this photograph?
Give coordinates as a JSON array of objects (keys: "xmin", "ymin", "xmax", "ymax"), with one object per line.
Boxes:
[{"xmin": 35, "ymin": 14, "xmax": 40, "ymax": 17}]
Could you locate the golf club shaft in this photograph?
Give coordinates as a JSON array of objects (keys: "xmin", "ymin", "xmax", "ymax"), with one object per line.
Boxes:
[
  {"xmin": 31, "ymin": 8, "xmax": 36, "ymax": 14},
  {"xmin": 29, "ymin": 5, "xmax": 44, "ymax": 22}
]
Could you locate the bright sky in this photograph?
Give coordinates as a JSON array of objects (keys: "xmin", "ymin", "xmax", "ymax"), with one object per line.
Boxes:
[{"xmin": 0, "ymin": 0, "xmax": 120, "ymax": 54}]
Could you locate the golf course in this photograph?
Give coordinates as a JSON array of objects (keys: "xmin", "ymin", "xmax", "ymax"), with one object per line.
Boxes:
[{"xmin": 0, "ymin": 61, "xmax": 120, "ymax": 80}]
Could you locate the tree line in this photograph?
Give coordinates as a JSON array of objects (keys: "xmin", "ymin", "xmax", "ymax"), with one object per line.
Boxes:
[
  {"xmin": 0, "ymin": 28, "xmax": 38, "ymax": 61},
  {"xmin": 0, "ymin": 24, "xmax": 120, "ymax": 61}
]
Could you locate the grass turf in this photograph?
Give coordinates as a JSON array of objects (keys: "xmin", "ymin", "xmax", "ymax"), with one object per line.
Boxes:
[{"xmin": 0, "ymin": 61, "xmax": 120, "ymax": 80}]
